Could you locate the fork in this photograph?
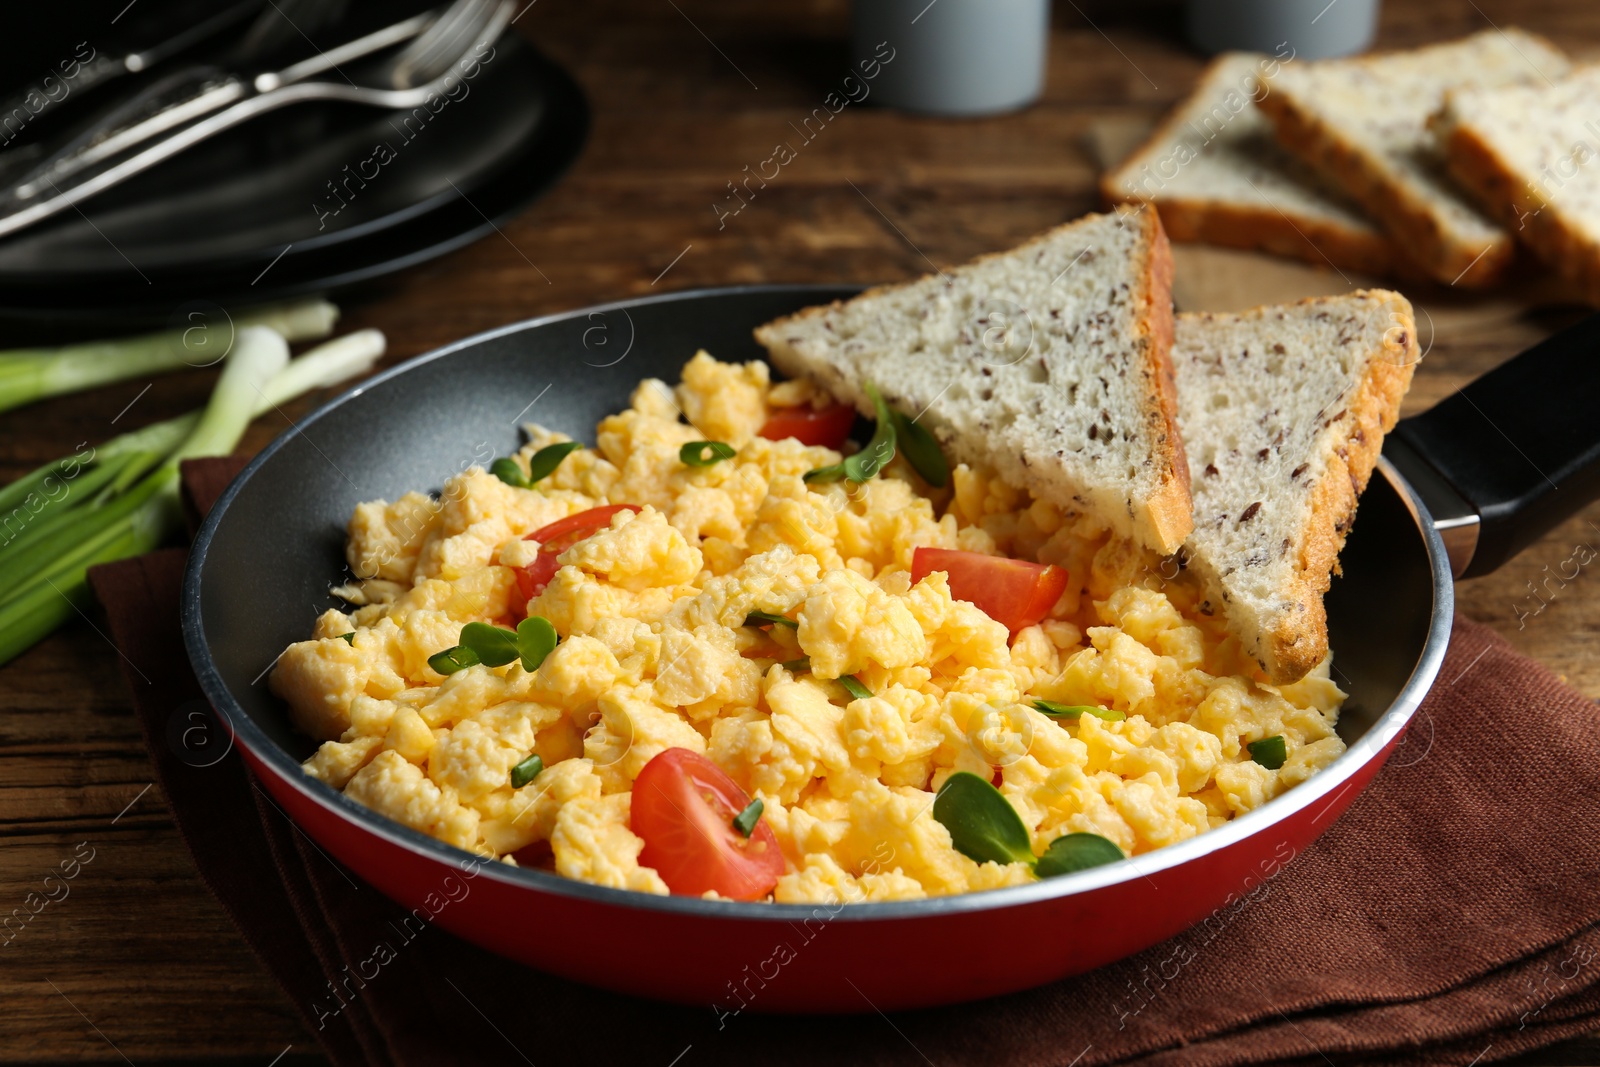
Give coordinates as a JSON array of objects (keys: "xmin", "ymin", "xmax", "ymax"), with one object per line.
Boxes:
[{"xmin": 0, "ymin": 0, "xmax": 511, "ymax": 242}]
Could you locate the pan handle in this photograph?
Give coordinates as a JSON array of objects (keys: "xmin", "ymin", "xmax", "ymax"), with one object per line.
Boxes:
[{"xmin": 1388, "ymin": 311, "xmax": 1600, "ymax": 579}]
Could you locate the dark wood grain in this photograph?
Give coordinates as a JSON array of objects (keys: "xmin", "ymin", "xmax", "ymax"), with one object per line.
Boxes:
[{"xmin": 3, "ymin": 1, "xmax": 1599, "ymax": 1062}]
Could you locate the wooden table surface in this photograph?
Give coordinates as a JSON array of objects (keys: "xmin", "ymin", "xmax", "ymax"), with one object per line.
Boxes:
[{"xmin": 4, "ymin": 1, "xmax": 1599, "ymax": 1063}]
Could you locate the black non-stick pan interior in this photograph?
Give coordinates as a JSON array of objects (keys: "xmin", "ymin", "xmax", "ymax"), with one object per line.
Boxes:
[{"xmin": 189, "ymin": 286, "xmax": 1434, "ymax": 769}]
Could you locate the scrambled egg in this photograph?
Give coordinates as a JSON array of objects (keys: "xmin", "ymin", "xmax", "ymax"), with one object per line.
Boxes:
[{"xmin": 273, "ymin": 352, "xmax": 1346, "ymax": 904}]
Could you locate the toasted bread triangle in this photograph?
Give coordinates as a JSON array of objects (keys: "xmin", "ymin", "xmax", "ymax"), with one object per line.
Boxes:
[{"xmin": 755, "ymin": 208, "xmax": 1193, "ymax": 555}]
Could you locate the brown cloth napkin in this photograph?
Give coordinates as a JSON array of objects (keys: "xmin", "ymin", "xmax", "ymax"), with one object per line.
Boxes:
[{"xmin": 85, "ymin": 456, "xmax": 1600, "ymax": 1067}]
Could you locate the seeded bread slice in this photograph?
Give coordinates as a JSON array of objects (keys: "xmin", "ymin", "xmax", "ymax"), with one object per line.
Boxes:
[
  {"xmin": 1436, "ymin": 67, "xmax": 1600, "ymax": 306},
  {"xmin": 1174, "ymin": 291, "xmax": 1418, "ymax": 684},
  {"xmin": 754, "ymin": 208, "xmax": 1193, "ymax": 555},
  {"xmin": 1103, "ymin": 53, "xmax": 1408, "ymax": 278},
  {"xmin": 1257, "ymin": 29, "xmax": 1569, "ymax": 288}
]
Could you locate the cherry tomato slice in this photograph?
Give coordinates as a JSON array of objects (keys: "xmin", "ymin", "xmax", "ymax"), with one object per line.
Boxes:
[
  {"xmin": 512, "ymin": 504, "xmax": 640, "ymax": 613},
  {"xmin": 911, "ymin": 547, "xmax": 1069, "ymax": 634},
  {"xmin": 631, "ymin": 748, "xmax": 784, "ymax": 900},
  {"xmin": 758, "ymin": 402, "xmax": 856, "ymax": 449}
]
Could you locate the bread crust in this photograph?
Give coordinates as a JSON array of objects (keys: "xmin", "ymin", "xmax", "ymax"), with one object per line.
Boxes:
[
  {"xmin": 1256, "ymin": 89, "xmax": 1515, "ymax": 288},
  {"xmin": 1440, "ymin": 118, "xmax": 1600, "ymax": 305},
  {"xmin": 754, "ymin": 208, "xmax": 1195, "ymax": 555}
]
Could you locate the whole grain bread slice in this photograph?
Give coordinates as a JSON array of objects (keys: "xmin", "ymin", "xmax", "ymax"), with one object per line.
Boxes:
[
  {"xmin": 754, "ymin": 208, "xmax": 1193, "ymax": 555},
  {"xmin": 1435, "ymin": 67, "xmax": 1600, "ymax": 305},
  {"xmin": 1174, "ymin": 291, "xmax": 1417, "ymax": 683},
  {"xmin": 1103, "ymin": 53, "xmax": 1409, "ymax": 278},
  {"xmin": 1257, "ymin": 29, "xmax": 1569, "ymax": 288}
]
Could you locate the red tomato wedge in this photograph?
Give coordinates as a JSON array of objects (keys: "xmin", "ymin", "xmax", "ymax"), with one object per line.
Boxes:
[
  {"xmin": 631, "ymin": 748, "xmax": 784, "ymax": 900},
  {"xmin": 511, "ymin": 504, "xmax": 640, "ymax": 613},
  {"xmin": 757, "ymin": 402, "xmax": 856, "ymax": 449},
  {"xmin": 911, "ymin": 547, "xmax": 1068, "ymax": 634}
]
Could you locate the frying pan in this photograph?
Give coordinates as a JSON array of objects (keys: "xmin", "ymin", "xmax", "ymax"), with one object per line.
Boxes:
[{"xmin": 181, "ymin": 285, "xmax": 1600, "ymax": 1011}]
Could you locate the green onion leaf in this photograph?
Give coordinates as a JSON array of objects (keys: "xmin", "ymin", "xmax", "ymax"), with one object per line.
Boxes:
[
  {"xmin": 1035, "ymin": 832, "xmax": 1124, "ymax": 878},
  {"xmin": 337, "ymin": 632, "xmax": 355, "ymax": 645},
  {"xmin": 510, "ymin": 754, "xmax": 544, "ymax": 789},
  {"xmin": 780, "ymin": 656, "xmax": 811, "ymax": 673},
  {"xmin": 1248, "ymin": 735, "xmax": 1287, "ymax": 770},
  {"xmin": 429, "ymin": 645, "xmax": 480, "ymax": 675},
  {"xmin": 525, "ymin": 442, "xmax": 583, "ymax": 485},
  {"xmin": 1033, "ymin": 699, "xmax": 1126, "ymax": 722},
  {"xmin": 490, "ymin": 457, "xmax": 530, "ymax": 488},
  {"xmin": 516, "ymin": 616, "xmax": 559, "ymax": 672},
  {"xmin": 804, "ymin": 383, "xmax": 897, "ymax": 484},
  {"xmin": 731, "ymin": 797, "xmax": 764, "ymax": 838},
  {"xmin": 932, "ymin": 771, "xmax": 1035, "ymax": 867},
  {"xmin": 459, "ymin": 622, "xmax": 521, "ymax": 667},
  {"xmin": 839, "ymin": 675, "xmax": 872, "ymax": 700},
  {"xmin": 743, "ymin": 610, "xmax": 798, "ymax": 629},
  {"xmin": 680, "ymin": 440, "xmax": 736, "ymax": 467},
  {"xmin": 888, "ymin": 408, "xmax": 948, "ymax": 488}
]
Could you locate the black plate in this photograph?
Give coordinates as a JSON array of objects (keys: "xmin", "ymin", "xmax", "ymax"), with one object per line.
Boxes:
[
  {"xmin": 0, "ymin": 32, "xmax": 587, "ymax": 321},
  {"xmin": 185, "ymin": 286, "xmax": 1437, "ymax": 776}
]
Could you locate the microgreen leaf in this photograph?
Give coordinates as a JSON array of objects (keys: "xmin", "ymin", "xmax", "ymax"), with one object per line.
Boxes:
[
  {"xmin": 510, "ymin": 754, "xmax": 544, "ymax": 789},
  {"xmin": 337, "ymin": 632, "xmax": 355, "ymax": 645},
  {"xmin": 680, "ymin": 440, "xmax": 736, "ymax": 467},
  {"xmin": 803, "ymin": 383, "xmax": 897, "ymax": 484},
  {"xmin": 780, "ymin": 656, "xmax": 811, "ymax": 673},
  {"xmin": 932, "ymin": 771, "xmax": 1035, "ymax": 867},
  {"xmin": 731, "ymin": 797, "xmax": 764, "ymax": 838},
  {"xmin": 1033, "ymin": 699, "xmax": 1126, "ymax": 722},
  {"xmin": 459, "ymin": 621, "xmax": 521, "ymax": 668},
  {"xmin": 1035, "ymin": 832, "xmax": 1124, "ymax": 878},
  {"xmin": 1248, "ymin": 735, "xmax": 1287, "ymax": 770},
  {"xmin": 889, "ymin": 408, "xmax": 948, "ymax": 488},
  {"xmin": 516, "ymin": 615, "xmax": 559, "ymax": 672},
  {"xmin": 490, "ymin": 457, "xmax": 530, "ymax": 488},
  {"xmin": 743, "ymin": 610, "xmax": 798, "ymax": 629},
  {"xmin": 428, "ymin": 645, "xmax": 480, "ymax": 675},
  {"xmin": 525, "ymin": 441, "xmax": 583, "ymax": 484},
  {"xmin": 839, "ymin": 675, "xmax": 872, "ymax": 700}
]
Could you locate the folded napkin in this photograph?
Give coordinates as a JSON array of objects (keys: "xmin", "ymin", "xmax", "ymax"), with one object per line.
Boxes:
[{"xmin": 86, "ymin": 456, "xmax": 1600, "ymax": 1067}]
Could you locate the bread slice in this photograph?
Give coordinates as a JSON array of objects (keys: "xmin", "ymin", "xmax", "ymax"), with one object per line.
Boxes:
[
  {"xmin": 1257, "ymin": 29, "xmax": 1569, "ymax": 288},
  {"xmin": 1103, "ymin": 53, "xmax": 1408, "ymax": 278},
  {"xmin": 1174, "ymin": 291, "xmax": 1418, "ymax": 683},
  {"xmin": 754, "ymin": 208, "xmax": 1193, "ymax": 555},
  {"xmin": 1436, "ymin": 66, "xmax": 1600, "ymax": 305}
]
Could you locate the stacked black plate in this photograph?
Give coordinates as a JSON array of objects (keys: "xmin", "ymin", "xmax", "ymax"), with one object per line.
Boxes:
[{"xmin": 0, "ymin": 3, "xmax": 587, "ymax": 326}]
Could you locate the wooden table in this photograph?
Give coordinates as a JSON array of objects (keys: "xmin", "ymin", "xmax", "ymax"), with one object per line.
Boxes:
[{"xmin": 4, "ymin": 1, "xmax": 1598, "ymax": 1062}]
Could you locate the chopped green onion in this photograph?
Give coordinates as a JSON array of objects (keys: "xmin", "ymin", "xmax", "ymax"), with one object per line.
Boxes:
[
  {"xmin": 490, "ymin": 457, "xmax": 530, "ymax": 488},
  {"xmin": 731, "ymin": 797, "xmax": 764, "ymax": 838},
  {"xmin": 680, "ymin": 441, "xmax": 736, "ymax": 467},
  {"xmin": 888, "ymin": 408, "xmax": 948, "ymax": 488},
  {"xmin": 525, "ymin": 442, "xmax": 582, "ymax": 484},
  {"xmin": 1248, "ymin": 735, "xmax": 1287, "ymax": 770},
  {"xmin": 1035, "ymin": 832, "xmax": 1124, "ymax": 877},
  {"xmin": 1033, "ymin": 700, "xmax": 1125, "ymax": 722},
  {"xmin": 510, "ymin": 754, "xmax": 544, "ymax": 789},
  {"xmin": 743, "ymin": 610, "xmax": 798, "ymax": 629},
  {"xmin": 839, "ymin": 675, "xmax": 872, "ymax": 700},
  {"xmin": 429, "ymin": 645, "xmax": 480, "ymax": 675},
  {"xmin": 780, "ymin": 656, "xmax": 811, "ymax": 673},
  {"xmin": 805, "ymin": 383, "xmax": 897, "ymax": 484},
  {"xmin": 932, "ymin": 771, "xmax": 1034, "ymax": 866},
  {"xmin": 337, "ymin": 632, "xmax": 355, "ymax": 645},
  {"xmin": 0, "ymin": 299, "xmax": 338, "ymax": 414}
]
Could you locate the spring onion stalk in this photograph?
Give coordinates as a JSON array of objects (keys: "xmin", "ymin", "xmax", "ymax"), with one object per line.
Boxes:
[
  {"xmin": 0, "ymin": 298, "xmax": 339, "ymax": 413},
  {"xmin": 0, "ymin": 326, "xmax": 385, "ymax": 666}
]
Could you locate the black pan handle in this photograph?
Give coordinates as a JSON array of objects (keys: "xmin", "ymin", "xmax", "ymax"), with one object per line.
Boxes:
[{"xmin": 1388, "ymin": 311, "xmax": 1600, "ymax": 579}]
